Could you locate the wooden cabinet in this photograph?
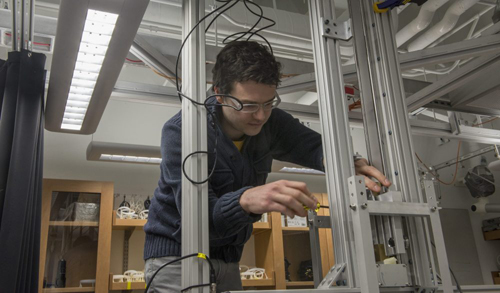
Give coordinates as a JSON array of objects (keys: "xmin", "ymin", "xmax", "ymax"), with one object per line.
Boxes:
[
  {"xmin": 39, "ymin": 179, "xmax": 113, "ymax": 293},
  {"xmin": 242, "ymin": 193, "xmax": 335, "ymax": 290}
]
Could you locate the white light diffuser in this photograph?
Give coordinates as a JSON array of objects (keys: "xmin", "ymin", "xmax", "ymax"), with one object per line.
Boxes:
[
  {"xmin": 100, "ymin": 154, "xmax": 162, "ymax": 164},
  {"xmin": 87, "ymin": 141, "xmax": 161, "ymax": 165},
  {"xmin": 46, "ymin": 0, "xmax": 150, "ymax": 134},
  {"xmin": 279, "ymin": 167, "xmax": 325, "ymax": 175},
  {"xmin": 61, "ymin": 9, "xmax": 118, "ymax": 131}
]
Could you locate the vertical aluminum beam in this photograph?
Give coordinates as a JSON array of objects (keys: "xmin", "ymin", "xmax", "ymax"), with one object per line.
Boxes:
[
  {"xmin": 181, "ymin": 1, "xmax": 210, "ymax": 292},
  {"xmin": 349, "ymin": 176, "xmax": 380, "ymax": 293},
  {"xmin": 308, "ymin": 0, "xmax": 357, "ymax": 287}
]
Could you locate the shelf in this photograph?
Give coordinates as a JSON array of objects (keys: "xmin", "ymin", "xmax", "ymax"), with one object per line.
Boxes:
[
  {"xmin": 282, "ymin": 226, "xmax": 308, "ymax": 231},
  {"xmin": 43, "ymin": 288, "xmax": 95, "ymax": 293},
  {"xmin": 112, "ymin": 211, "xmax": 147, "ymax": 230},
  {"xmin": 109, "ymin": 281, "xmax": 146, "ymax": 290},
  {"xmin": 286, "ymin": 281, "xmax": 314, "ymax": 287},
  {"xmin": 49, "ymin": 221, "xmax": 99, "ymax": 227},
  {"xmin": 242, "ymin": 278, "xmax": 275, "ymax": 287},
  {"xmin": 484, "ymin": 230, "xmax": 500, "ymax": 241},
  {"xmin": 283, "ymin": 227, "xmax": 309, "ymax": 236}
]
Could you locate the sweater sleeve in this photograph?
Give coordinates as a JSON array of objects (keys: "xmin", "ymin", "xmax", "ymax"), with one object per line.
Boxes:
[
  {"xmin": 162, "ymin": 121, "xmax": 259, "ymax": 247},
  {"xmin": 268, "ymin": 109, "xmax": 324, "ymax": 171}
]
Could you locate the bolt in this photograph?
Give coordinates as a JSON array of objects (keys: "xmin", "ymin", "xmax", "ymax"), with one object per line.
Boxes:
[
  {"xmin": 350, "ymin": 204, "xmax": 357, "ymax": 211},
  {"xmin": 324, "ymin": 19, "xmax": 330, "ymax": 25},
  {"xmin": 431, "ymin": 206, "xmax": 437, "ymax": 212},
  {"xmin": 325, "ymin": 28, "xmax": 331, "ymax": 33},
  {"xmin": 395, "ymin": 171, "xmax": 399, "ymax": 176},
  {"xmin": 388, "ymin": 130, "xmax": 392, "ymax": 135},
  {"xmin": 379, "ymin": 283, "xmax": 383, "ymax": 287},
  {"xmin": 361, "ymin": 203, "xmax": 368, "ymax": 209}
]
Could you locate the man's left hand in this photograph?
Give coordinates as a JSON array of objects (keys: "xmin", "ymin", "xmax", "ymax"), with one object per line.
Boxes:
[{"xmin": 354, "ymin": 158, "xmax": 391, "ymax": 193}]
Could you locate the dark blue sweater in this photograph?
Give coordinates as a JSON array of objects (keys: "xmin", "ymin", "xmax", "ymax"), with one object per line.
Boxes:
[{"xmin": 144, "ymin": 99, "xmax": 324, "ymax": 263}]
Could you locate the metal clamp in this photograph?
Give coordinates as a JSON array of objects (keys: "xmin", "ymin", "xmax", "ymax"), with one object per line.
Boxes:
[
  {"xmin": 322, "ymin": 18, "xmax": 352, "ymax": 41},
  {"xmin": 317, "ymin": 263, "xmax": 347, "ymax": 289}
]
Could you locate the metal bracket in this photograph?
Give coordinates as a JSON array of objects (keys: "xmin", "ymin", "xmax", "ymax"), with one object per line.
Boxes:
[
  {"xmin": 321, "ymin": 18, "xmax": 352, "ymax": 41},
  {"xmin": 317, "ymin": 263, "xmax": 347, "ymax": 289},
  {"xmin": 447, "ymin": 112, "xmax": 461, "ymax": 135},
  {"xmin": 308, "ymin": 214, "xmax": 331, "ymax": 229}
]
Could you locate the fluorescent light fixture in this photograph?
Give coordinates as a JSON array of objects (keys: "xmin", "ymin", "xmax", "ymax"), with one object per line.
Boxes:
[
  {"xmin": 279, "ymin": 167, "xmax": 325, "ymax": 175},
  {"xmin": 46, "ymin": 0, "xmax": 150, "ymax": 134},
  {"xmin": 87, "ymin": 141, "xmax": 161, "ymax": 165}
]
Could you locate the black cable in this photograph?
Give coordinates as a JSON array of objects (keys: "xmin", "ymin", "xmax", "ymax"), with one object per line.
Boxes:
[
  {"xmin": 181, "ymin": 283, "xmax": 211, "ymax": 292},
  {"xmin": 174, "ymin": 0, "xmax": 276, "ymax": 184},
  {"xmin": 145, "ymin": 253, "xmax": 215, "ymax": 293}
]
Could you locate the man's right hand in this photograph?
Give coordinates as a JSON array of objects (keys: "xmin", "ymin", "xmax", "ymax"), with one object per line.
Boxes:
[{"xmin": 239, "ymin": 180, "xmax": 318, "ymax": 218}]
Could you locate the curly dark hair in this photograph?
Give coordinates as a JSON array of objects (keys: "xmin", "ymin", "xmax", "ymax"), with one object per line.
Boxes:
[{"xmin": 212, "ymin": 41, "xmax": 282, "ymax": 95}]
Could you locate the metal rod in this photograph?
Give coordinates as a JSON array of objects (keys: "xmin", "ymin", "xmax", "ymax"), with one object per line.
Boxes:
[{"xmin": 433, "ymin": 146, "xmax": 495, "ymax": 171}]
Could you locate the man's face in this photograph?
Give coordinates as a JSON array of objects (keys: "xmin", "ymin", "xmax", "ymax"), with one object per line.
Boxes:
[{"xmin": 216, "ymin": 81, "xmax": 277, "ymax": 140}]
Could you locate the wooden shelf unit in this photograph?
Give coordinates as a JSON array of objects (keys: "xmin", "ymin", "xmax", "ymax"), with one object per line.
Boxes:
[
  {"xmin": 286, "ymin": 281, "xmax": 314, "ymax": 287},
  {"xmin": 242, "ymin": 278, "xmax": 275, "ymax": 287},
  {"xmin": 112, "ymin": 210, "xmax": 147, "ymax": 230},
  {"xmin": 241, "ymin": 193, "xmax": 334, "ymax": 290},
  {"xmin": 43, "ymin": 288, "xmax": 95, "ymax": 293},
  {"xmin": 49, "ymin": 221, "xmax": 99, "ymax": 227},
  {"xmin": 109, "ymin": 274, "xmax": 146, "ymax": 290},
  {"xmin": 39, "ymin": 179, "xmax": 113, "ymax": 293},
  {"xmin": 484, "ymin": 229, "xmax": 500, "ymax": 241},
  {"xmin": 282, "ymin": 227, "xmax": 309, "ymax": 232}
]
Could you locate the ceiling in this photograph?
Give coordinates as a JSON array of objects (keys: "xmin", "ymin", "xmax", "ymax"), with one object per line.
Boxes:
[{"xmin": 1, "ymin": 0, "xmax": 500, "ymax": 122}]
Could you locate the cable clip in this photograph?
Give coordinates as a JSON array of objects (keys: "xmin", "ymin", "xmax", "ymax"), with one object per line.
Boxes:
[{"xmin": 373, "ymin": 0, "xmax": 412, "ymax": 14}]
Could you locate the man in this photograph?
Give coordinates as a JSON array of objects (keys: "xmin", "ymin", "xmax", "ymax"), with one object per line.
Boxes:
[{"xmin": 144, "ymin": 41, "xmax": 390, "ymax": 292}]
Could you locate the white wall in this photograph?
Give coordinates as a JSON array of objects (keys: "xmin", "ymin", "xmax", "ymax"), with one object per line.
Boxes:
[{"xmin": 43, "ymin": 98, "xmax": 500, "ymax": 286}]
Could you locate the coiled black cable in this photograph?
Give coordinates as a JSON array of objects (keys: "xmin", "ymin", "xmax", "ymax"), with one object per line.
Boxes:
[{"xmin": 175, "ymin": 0, "xmax": 276, "ymax": 184}]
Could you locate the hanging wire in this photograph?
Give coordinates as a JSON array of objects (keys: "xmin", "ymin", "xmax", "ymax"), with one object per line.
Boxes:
[{"xmin": 174, "ymin": 0, "xmax": 277, "ymax": 184}]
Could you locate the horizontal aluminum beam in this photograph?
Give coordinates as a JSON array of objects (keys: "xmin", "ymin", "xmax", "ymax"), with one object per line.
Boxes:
[{"xmin": 279, "ymin": 34, "xmax": 500, "ymax": 92}]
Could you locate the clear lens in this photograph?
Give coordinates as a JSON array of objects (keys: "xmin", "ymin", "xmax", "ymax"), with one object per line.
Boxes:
[{"xmin": 224, "ymin": 96, "xmax": 243, "ymax": 110}]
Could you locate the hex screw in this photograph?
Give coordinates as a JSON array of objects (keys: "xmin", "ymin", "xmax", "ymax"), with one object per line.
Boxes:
[
  {"xmin": 431, "ymin": 206, "xmax": 437, "ymax": 212},
  {"xmin": 350, "ymin": 204, "xmax": 357, "ymax": 211},
  {"xmin": 395, "ymin": 171, "xmax": 399, "ymax": 176},
  {"xmin": 388, "ymin": 130, "xmax": 392, "ymax": 135},
  {"xmin": 372, "ymin": 23, "xmax": 375, "ymax": 27},
  {"xmin": 325, "ymin": 28, "xmax": 331, "ymax": 33},
  {"xmin": 361, "ymin": 203, "xmax": 368, "ymax": 209},
  {"xmin": 383, "ymin": 92, "xmax": 386, "ymax": 97},
  {"xmin": 324, "ymin": 19, "xmax": 330, "ymax": 25},
  {"xmin": 377, "ymin": 57, "xmax": 380, "ymax": 61}
]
